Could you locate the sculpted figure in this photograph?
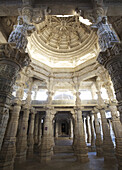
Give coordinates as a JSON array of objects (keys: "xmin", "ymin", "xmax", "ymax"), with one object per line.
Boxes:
[
  {"xmin": 97, "ymin": 16, "xmax": 119, "ymax": 51},
  {"xmin": 8, "ymin": 16, "xmax": 35, "ymax": 52}
]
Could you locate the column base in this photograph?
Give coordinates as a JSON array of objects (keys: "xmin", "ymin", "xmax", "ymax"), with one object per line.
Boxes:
[
  {"xmin": 90, "ymin": 146, "xmax": 96, "ymax": 152},
  {"xmin": 96, "ymin": 147, "xmax": 103, "ymax": 157},
  {"xmin": 15, "ymin": 152, "xmax": 26, "ymax": 164},
  {"xmin": 27, "ymin": 150, "xmax": 34, "ymax": 159},
  {"xmin": 0, "ymin": 163, "xmax": 13, "ymax": 170},
  {"xmin": 40, "ymin": 151, "xmax": 52, "ymax": 163},
  {"xmin": 104, "ymin": 156, "xmax": 116, "ymax": 162},
  {"xmin": 76, "ymin": 154, "xmax": 89, "ymax": 163}
]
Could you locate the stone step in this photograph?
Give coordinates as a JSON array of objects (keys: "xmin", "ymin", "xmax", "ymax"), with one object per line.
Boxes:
[
  {"xmin": 51, "ymin": 157, "xmax": 76, "ymax": 162},
  {"xmin": 54, "ymin": 146, "xmax": 74, "ymax": 153},
  {"xmin": 52, "ymin": 152, "xmax": 76, "ymax": 162},
  {"xmin": 52, "ymin": 153, "xmax": 75, "ymax": 160}
]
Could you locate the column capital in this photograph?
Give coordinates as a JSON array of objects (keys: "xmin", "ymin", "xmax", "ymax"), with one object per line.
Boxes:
[
  {"xmin": 0, "ymin": 43, "xmax": 31, "ymax": 68},
  {"xmin": 97, "ymin": 43, "xmax": 122, "ymax": 67}
]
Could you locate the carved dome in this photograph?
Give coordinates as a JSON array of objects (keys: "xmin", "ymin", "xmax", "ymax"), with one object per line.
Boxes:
[{"xmin": 28, "ymin": 15, "xmax": 98, "ymax": 68}]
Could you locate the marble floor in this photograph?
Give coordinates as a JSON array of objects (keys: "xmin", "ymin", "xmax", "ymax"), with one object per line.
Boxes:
[{"xmin": 14, "ymin": 137, "xmax": 118, "ymax": 170}]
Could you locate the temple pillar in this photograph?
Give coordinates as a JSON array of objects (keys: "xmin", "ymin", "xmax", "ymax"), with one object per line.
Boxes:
[
  {"xmin": 40, "ymin": 107, "xmax": 54, "ymax": 162},
  {"xmin": 86, "ymin": 115, "xmax": 91, "ymax": 143},
  {"xmin": 74, "ymin": 108, "xmax": 89, "ymax": 162},
  {"xmin": 95, "ymin": 77, "xmax": 115, "ymax": 161},
  {"xmin": 27, "ymin": 108, "xmax": 36, "ymax": 159},
  {"xmin": 38, "ymin": 115, "xmax": 42, "ymax": 146},
  {"xmin": 97, "ymin": 43, "xmax": 122, "ymax": 123},
  {"xmin": 15, "ymin": 107, "xmax": 30, "ymax": 163},
  {"xmin": 55, "ymin": 121, "xmax": 58, "ymax": 138},
  {"xmin": 97, "ymin": 66, "xmax": 122, "ymax": 168},
  {"xmin": 109, "ymin": 104, "xmax": 122, "ymax": 169},
  {"xmin": 98, "ymin": 107, "xmax": 115, "ymax": 161},
  {"xmin": 93, "ymin": 109, "xmax": 103, "ymax": 156},
  {"xmin": 0, "ymin": 105, "xmax": 21, "ymax": 170},
  {"xmin": 34, "ymin": 113, "xmax": 39, "ymax": 146},
  {"xmin": 70, "ymin": 119, "xmax": 73, "ymax": 139},
  {"xmin": 15, "ymin": 79, "xmax": 33, "ymax": 163},
  {"xmin": 0, "ymin": 74, "xmax": 26, "ymax": 170},
  {"xmin": 0, "ymin": 43, "xmax": 30, "ymax": 151},
  {"xmin": 72, "ymin": 113, "xmax": 77, "ymax": 148},
  {"xmin": 90, "ymin": 114, "xmax": 95, "ymax": 151}
]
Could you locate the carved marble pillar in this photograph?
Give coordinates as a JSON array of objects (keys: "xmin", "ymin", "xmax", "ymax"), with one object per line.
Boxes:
[
  {"xmin": 15, "ymin": 106, "xmax": 30, "ymax": 163},
  {"xmin": 93, "ymin": 109, "xmax": 103, "ymax": 156},
  {"xmin": 95, "ymin": 78, "xmax": 115, "ymax": 161},
  {"xmin": 109, "ymin": 104, "xmax": 122, "ymax": 169},
  {"xmin": 70, "ymin": 119, "xmax": 73, "ymax": 139},
  {"xmin": 86, "ymin": 115, "xmax": 91, "ymax": 143},
  {"xmin": 15, "ymin": 80, "xmax": 33, "ymax": 163},
  {"xmin": 75, "ymin": 108, "xmax": 89, "ymax": 162},
  {"xmin": 90, "ymin": 114, "xmax": 95, "ymax": 151},
  {"xmin": 40, "ymin": 107, "xmax": 54, "ymax": 162},
  {"xmin": 27, "ymin": 108, "xmax": 36, "ymax": 159},
  {"xmin": 97, "ymin": 66, "xmax": 122, "ymax": 168},
  {"xmin": 72, "ymin": 113, "xmax": 77, "ymax": 148},
  {"xmin": 34, "ymin": 113, "xmax": 39, "ymax": 145},
  {"xmin": 50, "ymin": 112, "xmax": 55, "ymax": 154},
  {"xmin": 97, "ymin": 43, "xmax": 122, "ymax": 123},
  {"xmin": 0, "ymin": 79, "xmax": 26, "ymax": 170},
  {"xmin": 83, "ymin": 117, "xmax": 87, "ymax": 143},
  {"xmin": 38, "ymin": 115, "xmax": 42, "ymax": 146},
  {"xmin": 0, "ymin": 43, "xmax": 30, "ymax": 151},
  {"xmin": 98, "ymin": 106, "xmax": 115, "ymax": 161},
  {"xmin": 55, "ymin": 121, "xmax": 58, "ymax": 138}
]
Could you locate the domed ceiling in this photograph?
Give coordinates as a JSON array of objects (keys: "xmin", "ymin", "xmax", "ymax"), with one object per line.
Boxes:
[{"xmin": 28, "ymin": 15, "xmax": 98, "ymax": 68}]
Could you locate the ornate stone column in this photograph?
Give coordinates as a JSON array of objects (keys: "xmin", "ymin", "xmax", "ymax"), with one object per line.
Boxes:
[
  {"xmin": 75, "ymin": 107, "xmax": 89, "ymax": 162},
  {"xmin": 40, "ymin": 107, "xmax": 54, "ymax": 162},
  {"xmin": 55, "ymin": 120, "xmax": 59, "ymax": 139},
  {"xmin": 83, "ymin": 117, "xmax": 87, "ymax": 143},
  {"xmin": 34, "ymin": 113, "xmax": 39, "ymax": 146},
  {"xmin": 0, "ymin": 75, "xmax": 26, "ymax": 170},
  {"xmin": 72, "ymin": 77, "xmax": 89, "ymax": 162},
  {"xmin": 109, "ymin": 104, "xmax": 122, "ymax": 169},
  {"xmin": 0, "ymin": 44, "xmax": 30, "ymax": 151},
  {"xmin": 38, "ymin": 115, "xmax": 42, "ymax": 146},
  {"xmin": 15, "ymin": 79, "xmax": 33, "ymax": 163},
  {"xmin": 70, "ymin": 119, "xmax": 73, "ymax": 139},
  {"xmin": 97, "ymin": 66, "xmax": 122, "ymax": 168},
  {"xmin": 97, "ymin": 44, "xmax": 122, "ymax": 123},
  {"xmin": 86, "ymin": 115, "xmax": 91, "ymax": 143},
  {"xmin": 95, "ymin": 79, "xmax": 115, "ymax": 161},
  {"xmin": 93, "ymin": 109, "xmax": 103, "ymax": 156},
  {"xmin": 105, "ymin": 82, "xmax": 122, "ymax": 168},
  {"xmin": 90, "ymin": 114, "xmax": 95, "ymax": 151},
  {"xmin": 72, "ymin": 112, "xmax": 77, "ymax": 148},
  {"xmin": 98, "ymin": 106, "xmax": 115, "ymax": 161},
  {"xmin": 27, "ymin": 107, "xmax": 36, "ymax": 159}
]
